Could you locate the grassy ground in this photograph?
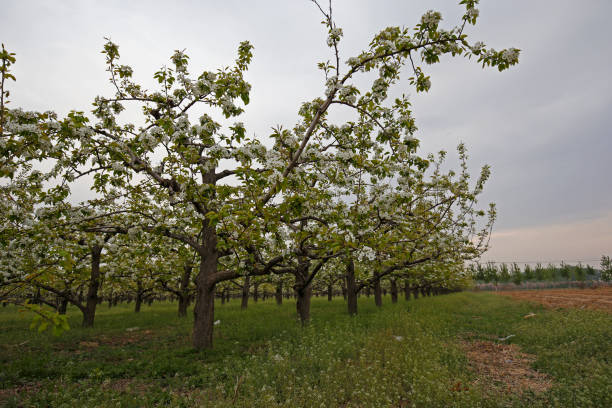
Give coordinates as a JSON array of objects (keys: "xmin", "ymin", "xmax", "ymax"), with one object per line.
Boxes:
[{"xmin": 1, "ymin": 292, "xmax": 610, "ymax": 407}]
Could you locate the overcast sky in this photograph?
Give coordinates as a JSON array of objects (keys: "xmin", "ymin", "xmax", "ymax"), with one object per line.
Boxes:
[{"xmin": 2, "ymin": 0, "xmax": 611, "ymax": 265}]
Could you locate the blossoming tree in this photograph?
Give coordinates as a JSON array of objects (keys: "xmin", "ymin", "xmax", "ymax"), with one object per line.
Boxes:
[{"xmin": 2, "ymin": 0, "xmax": 518, "ymax": 349}]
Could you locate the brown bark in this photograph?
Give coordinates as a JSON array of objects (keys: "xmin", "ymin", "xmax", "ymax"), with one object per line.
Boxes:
[
  {"xmin": 275, "ymin": 282, "xmax": 283, "ymax": 305},
  {"xmin": 193, "ymin": 278, "xmax": 215, "ymax": 350},
  {"xmin": 33, "ymin": 288, "xmax": 41, "ymax": 305},
  {"xmin": 178, "ymin": 263, "xmax": 192, "ymax": 317},
  {"xmin": 192, "ymin": 220, "xmax": 219, "ymax": 350},
  {"xmin": 82, "ymin": 245, "xmax": 102, "ymax": 328},
  {"xmin": 296, "ymin": 284, "xmax": 312, "ymax": 325},
  {"xmin": 253, "ymin": 282, "xmax": 259, "ymax": 302},
  {"xmin": 241, "ymin": 275, "xmax": 250, "ymax": 310},
  {"xmin": 134, "ymin": 280, "xmax": 144, "ymax": 313},
  {"xmin": 404, "ymin": 283, "xmax": 411, "ymax": 301},
  {"xmin": 58, "ymin": 298, "xmax": 68, "ymax": 315},
  {"xmin": 327, "ymin": 283, "xmax": 333, "ymax": 301},
  {"xmin": 295, "ymin": 261, "xmax": 312, "ymax": 325},
  {"xmin": 178, "ymin": 295, "xmax": 189, "ymax": 317},
  {"xmin": 345, "ymin": 258, "xmax": 358, "ymax": 316},
  {"xmin": 374, "ymin": 275, "xmax": 382, "ymax": 307},
  {"xmin": 390, "ymin": 279, "xmax": 398, "ymax": 304}
]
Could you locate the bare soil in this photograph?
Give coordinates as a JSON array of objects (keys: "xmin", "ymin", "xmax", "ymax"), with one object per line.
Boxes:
[
  {"xmin": 0, "ymin": 382, "xmax": 43, "ymax": 403},
  {"xmin": 462, "ymin": 340, "xmax": 552, "ymax": 395},
  {"xmin": 500, "ymin": 287, "xmax": 612, "ymax": 312}
]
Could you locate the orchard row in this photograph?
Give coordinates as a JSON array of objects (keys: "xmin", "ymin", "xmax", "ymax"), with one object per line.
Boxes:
[{"xmin": 0, "ymin": 1, "xmax": 519, "ymax": 348}]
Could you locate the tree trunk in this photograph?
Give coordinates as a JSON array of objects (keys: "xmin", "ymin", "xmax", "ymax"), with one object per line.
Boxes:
[
  {"xmin": 178, "ymin": 295, "xmax": 188, "ymax": 317},
  {"xmin": 253, "ymin": 282, "xmax": 259, "ymax": 302},
  {"xmin": 327, "ymin": 283, "xmax": 333, "ymax": 301},
  {"xmin": 241, "ymin": 275, "xmax": 250, "ymax": 310},
  {"xmin": 33, "ymin": 288, "xmax": 41, "ymax": 305},
  {"xmin": 275, "ymin": 282, "xmax": 283, "ymax": 305},
  {"xmin": 58, "ymin": 298, "xmax": 68, "ymax": 315},
  {"xmin": 413, "ymin": 288, "xmax": 420, "ymax": 300},
  {"xmin": 135, "ymin": 294, "xmax": 142, "ymax": 312},
  {"xmin": 192, "ymin": 220, "xmax": 219, "ymax": 350},
  {"xmin": 390, "ymin": 279, "xmax": 398, "ymax": 304},
  {"xmin": 345, "ymin": 258, "xmax": 358, "ymax": 316},
  {"xmin": 295, "ymin": 260, "xmax": 312, "ymax": 325},
  {"xmin": 296, "ymin": 284, "xmax": 312, "ymax": 325},
  {"xmin": 178, "ymin": 263, "xmax": 192, "ymax": 317},
  {"xmin": 82, "ymin": 245, "xmax": 102, "ymax": 328},
  {"xmin": 193, "ymin": 278, "xmax": 215, "ymax": 350},
  {"xmin": 404, "ymin": 283, "xmax": 411, "ymax": 301},
  {"xmin": 374, "ymin": 275, "xmax": 382, "ymax": 307}
]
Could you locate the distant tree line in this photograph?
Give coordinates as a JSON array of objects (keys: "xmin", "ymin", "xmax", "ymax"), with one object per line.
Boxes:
[{"xmin": 470, "ymin": 257, "xmax": 612, "ymax": 286}]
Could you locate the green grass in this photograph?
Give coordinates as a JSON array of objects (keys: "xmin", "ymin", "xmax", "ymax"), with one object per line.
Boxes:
[{"xmin": 1, "ymin": 293, "xmax": 610, "ymax": 407}]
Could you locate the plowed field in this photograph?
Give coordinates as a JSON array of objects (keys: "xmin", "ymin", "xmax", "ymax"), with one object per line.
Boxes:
[{"xmin": 501, "ymin": 287, "xmax": 612, "ymax": 312}]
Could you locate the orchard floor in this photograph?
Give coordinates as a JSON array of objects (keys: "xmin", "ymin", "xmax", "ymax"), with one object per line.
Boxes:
[
  {"xmin": 498, "ymin": 287, "xmax": 612, "ymax": 313},
  {"xmin": 1, "ymin": 293, "xmax": 611, "ymax": 407}
]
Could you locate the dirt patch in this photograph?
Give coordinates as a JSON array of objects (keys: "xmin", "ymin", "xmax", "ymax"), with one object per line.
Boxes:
[
  {"xmin": 0, "ymin": 382, "xmax": 43, "ymax": 404},
  {"xmin": 83, "ymin": 329, "xmax": 156, "ymax": 348},
  {"xmin": 79, "ymin": 341, "xmax": 100, "ymax": 348},
  {"xmin": 500, "ymin": 287, "xmax": 612, "ymax": 312},
  {"xmin": 102, "ymin": 378, "xmax": 153, "ymax": 395},
  {"xmin": 462, "ymin": 340, "xmax": 552, "ymax": 395}
]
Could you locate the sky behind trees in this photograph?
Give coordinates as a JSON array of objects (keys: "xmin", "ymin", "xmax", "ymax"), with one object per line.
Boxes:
[{"xmin": 2, "ymin": 0, "xmax": 610, "ymax": 265}]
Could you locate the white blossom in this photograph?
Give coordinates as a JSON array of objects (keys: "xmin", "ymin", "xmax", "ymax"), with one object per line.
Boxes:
[
  {"xmin": 327, "ymin": 27, "xmax": 343, "ymax": 47},
  {"xmin": 501, "ymin": 48, "xmax": 520, "ymax": 64},
  {"xmin": 466, "ymin": 8, "xmax": 479, "ymax": 20},
  {"xmin": 421, "ymin": 10, "xmax": 442, "ymax": 27}
]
